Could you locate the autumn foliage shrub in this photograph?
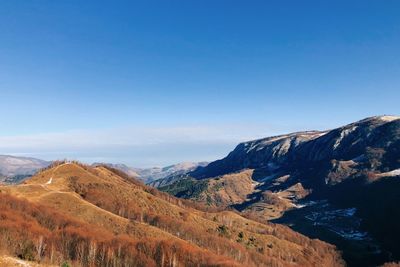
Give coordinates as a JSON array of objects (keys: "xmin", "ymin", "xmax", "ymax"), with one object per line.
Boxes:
[
  {"xmin": 68, "ymin": 164, "xmax": 342, "ymax": 266},
  {"xmin": 0, "ymin": 193, "xmax": 239, "ymax": 267},
  {"xmin": 9, "ymin": 162, "xmax": 343, "ymax": 266}
]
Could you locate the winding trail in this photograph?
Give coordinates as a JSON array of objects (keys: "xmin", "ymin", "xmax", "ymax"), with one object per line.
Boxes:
[{"xmin": 42, "ymin": 162, "xmax": 71, "ymax": 187}]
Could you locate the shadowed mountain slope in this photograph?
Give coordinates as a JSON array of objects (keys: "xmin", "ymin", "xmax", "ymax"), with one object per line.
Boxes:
[{"xmin": 160, "ymin": 116, "xmax": 400, "ymax": 266}]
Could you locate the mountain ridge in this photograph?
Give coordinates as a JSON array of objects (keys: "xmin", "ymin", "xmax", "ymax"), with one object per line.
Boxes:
[{"xmin": 159, "ymin": 115, "xmax": 400, "ymax": 266}]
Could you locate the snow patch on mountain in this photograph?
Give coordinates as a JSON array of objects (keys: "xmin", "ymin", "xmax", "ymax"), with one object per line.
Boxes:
[
  {"xmin": 244, "ymin": 131, "xmax": 327, "ymax": 154},
  {"xmin": 333, "ymin": 126, "xmax": 358, "ymax": 150},
  {"xmin": 378, "ymin": 115, "xmax": 400, "ymax": 122},
  {"xmin": 378, "ymin": 168, "xmax": 400, "ymax": 177}
]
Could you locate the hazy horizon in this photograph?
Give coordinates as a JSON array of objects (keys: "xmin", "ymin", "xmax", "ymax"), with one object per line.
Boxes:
[
  {"xmin": 1, "ymin": 1, "xmax": 399, "ymax": 166},
  {"xmin": 1, "ymin": 115, "xmax": 396, "ymax": 168}
]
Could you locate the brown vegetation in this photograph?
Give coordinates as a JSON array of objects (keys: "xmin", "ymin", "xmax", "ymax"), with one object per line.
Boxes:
[
  {"xmin": 0, "ymin": 162, "xmax": 345, "ymax": 266},
  {"xmin": 0, "ymin": 193, "xmax": 239, "ymax": 266}
]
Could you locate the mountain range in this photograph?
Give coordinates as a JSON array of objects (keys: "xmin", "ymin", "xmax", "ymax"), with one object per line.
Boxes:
[
  {"xmin": 0, "ymin": 115, "xmax": 399, "ymax": 266},
  {"xmin": 0, "ymin": 155, "xmax": 206, "ymax": 186},
  {"xmin": 92, "ymin": 161, "xmax": 208, "ymax": 184},
  {"xmin": 158, "ymin": 115, "xmax": 400, "ymax": 266}
]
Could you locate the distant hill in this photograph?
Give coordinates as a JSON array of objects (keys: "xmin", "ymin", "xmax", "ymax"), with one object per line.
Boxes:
[
  {"xmin": 92, "ymin": 161, "xmax": 208, "ymax": 184},
  {"xmin": 92, "ymin": 162, "xmax": 141, "ymax": 178},
  {"xmin": 159, "ymin": 115, "xmax": 400, "ymax": 266},
  {"xmin": 139, "ymin": 161, "xmax": 208, "ymax": 184},
  {"xmin": 0, "ymin": 155, "xmax": 50, "ymax": 184},
  {"xmin": 145, "ymin": 161, "xmax": 208, "ymax": 186},
  {"xmin": 0, "ymin": 161, "xmax": 343, "ymax": 267}
]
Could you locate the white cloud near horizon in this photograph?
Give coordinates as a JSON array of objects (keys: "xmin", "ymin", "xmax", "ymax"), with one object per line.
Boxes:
[{"xmin": 0, "ymin": 123, "xmax": 294, "ymax": 167}]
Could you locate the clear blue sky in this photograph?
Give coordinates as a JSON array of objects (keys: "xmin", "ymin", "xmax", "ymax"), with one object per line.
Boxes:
[{"xmin": 0, "ymin": 1, "xmax": 399, "ymax": 166}]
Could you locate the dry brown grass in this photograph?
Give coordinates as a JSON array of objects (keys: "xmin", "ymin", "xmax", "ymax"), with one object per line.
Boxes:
[
  {"xmin": 0, "ymin": 162, "xmax": 345, "ymax": 267},
  {"xmin": 183, "ymin": 169, "xmax": 257, "ymax": 207}
]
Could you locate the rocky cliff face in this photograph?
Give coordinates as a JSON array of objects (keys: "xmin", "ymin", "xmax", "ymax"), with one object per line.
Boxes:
[
  {"xmin": 191, "ymin": 116, "xmax": 400, "ymax": 187},
  {"xmin": 191, "ymin": 131, "xmax": 325, "ymax": 179}
]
